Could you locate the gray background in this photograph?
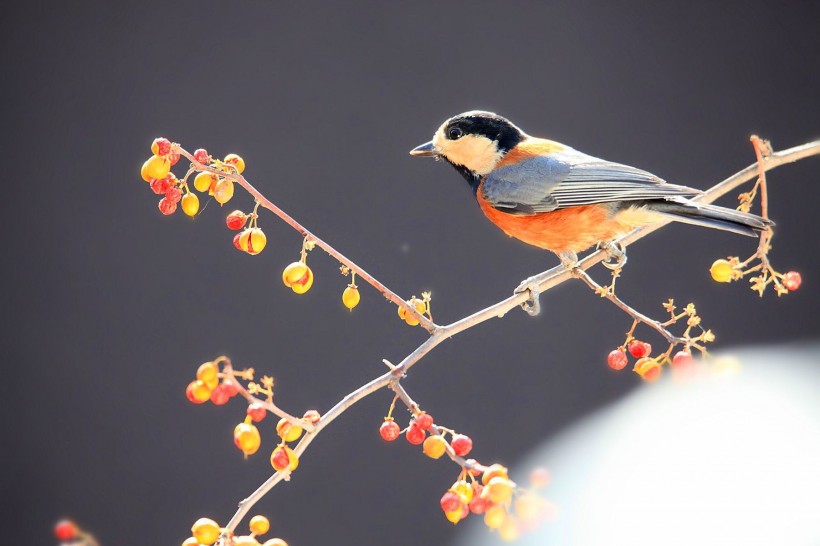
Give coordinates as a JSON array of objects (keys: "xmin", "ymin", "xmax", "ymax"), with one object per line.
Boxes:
[{"xmin": 2, "ymin": 1, "xmax": 818, "ymax": 545}]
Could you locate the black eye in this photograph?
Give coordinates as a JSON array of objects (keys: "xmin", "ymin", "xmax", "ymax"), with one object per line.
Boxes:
[{"xmin": 447, "ymin": 127, "xmax": 464, "ymax": 140}]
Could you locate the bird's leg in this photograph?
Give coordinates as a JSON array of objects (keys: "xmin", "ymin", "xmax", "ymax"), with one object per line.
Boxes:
[
  {"xmin": 514, "ymin": 251, "xmax": 579, "ymax": 316},
  {"xmin": 597, "ymin": 240, "xmax": 627, "ymax": 270}
]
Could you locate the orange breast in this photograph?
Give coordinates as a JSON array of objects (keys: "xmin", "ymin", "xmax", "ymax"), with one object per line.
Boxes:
[
  {"xmin": 496, "ymin": 138, "xmax": 565, "ymax": 168},
  {"xmin": 476, "ymin": 184, "xmax": 657, "ymax": 253}
]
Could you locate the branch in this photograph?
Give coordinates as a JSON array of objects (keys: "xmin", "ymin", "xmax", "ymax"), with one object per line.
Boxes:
[{"xmin": 183, "ymin": 138, "xmax": 818, "ymax": 542}]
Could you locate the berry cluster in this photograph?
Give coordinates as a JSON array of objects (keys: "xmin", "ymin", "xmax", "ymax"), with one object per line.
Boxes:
[
  {"xmin": 186, "ymin": 515, "xmax": 288, "ymax": 546},
  {"xmin": 378, "ymin": 404, "xmax": 551, "ymax": 540},
  {"xmin": 397, "ymin": 293, "xmax": 431, "ymax": 326},
  {"xmin": 710, "ymin": 257, "xmax": 801, "ymax": 296},
  {"xmin": 606, "ymin": 301, "xmax": 713, "ymax": 382}
]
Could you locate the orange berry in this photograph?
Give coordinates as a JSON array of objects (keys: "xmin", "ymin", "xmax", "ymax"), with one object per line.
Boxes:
[
  {"xmin": 144, "ymin": 155, "xmax": 171, "ymax": 180},
  {"xmin": 233, "ymin": 537, "xmax": 260, "ymax": 546},
  {"xmin": 249, "ymin": 515, "xmax": 270, "ymax": 535},
  {"xmin": 481, "ymin": 463, "xmax": 509, "ymax": 485},
  {"xmin": 186, "ymin": 380, "xmax": 212, "ymax": 404},
  {"xmin": 710, "ymin": 259, "xmax": 734, "ymax": 283},
  {"xmin": 482, "ymin": 476, "xmax": 514, "ymax": 504},
  {"xmin": 181, "ymin": 193, "xmax": 200, "ymax": 217},
  {"xmin": 282, "ymin": 262, "xmax": 313, "ymax": 294},
  {"xmin": 483, "ymin": 505, "xmax": 506, "ymax": 529},
  {"xmin": 342, "ymin": 285, "xmax": 360, "ymax": 310},
  {"xmin": 270, "ymin": 445, "xmax": 299, "ymax": 472},
  {"xmin": 238, "ymin": 228, "xmax": 267, "ymax": 255},
  {"xmin": 224, "ymin": 153, "xmax": 246, "ymax": 174},
  {"xmin": 422, "ymin": 434, "xmax": 447, "ymax": 459},
  {"xmin": 213, "ymin": 178, "xmax": 234, "ymax": 205},
  {"xmin": 634, "ymin": 357, "xmax": 662, "ymax": 382},
  {"xmin": 182, "ymin": 538, "xmax": 199, "ymax": 546},
  {"xmin": 234, "ymin": 422, "xmax": 261, "ymax": 456},
  {"xmin": 276, "ymin": 418, "xmax": 304, "ymax": 443},
  {"xmin": 197, "ymin": 362, "xmax": 218, "ymax": 382},
  {"xmin": 193, "ymin": 172, "xmax": 215, "ymax": 193},
  {"xmin": 191, "ymin": 518, "xmax": 220, "ymax": 545}
]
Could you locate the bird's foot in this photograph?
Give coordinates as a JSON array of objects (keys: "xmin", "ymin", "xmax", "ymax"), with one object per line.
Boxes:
[
  {"xmin": 558, "ymin": 251, "xmax": 582, "ymax": 278},
  {"xmin": 514, "ymin": 275, "xmax": 544, "ymax": 316},
  {"xmin": 597, "ymin": 241, "xmax": 627, "ymax": 270}
]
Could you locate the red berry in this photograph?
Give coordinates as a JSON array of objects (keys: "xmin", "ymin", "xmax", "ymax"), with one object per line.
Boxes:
[
  {"xmin": 405, "ymin": 423, "xmax": 426, "ymax": 445},
  {"xmin": 303, "ymin": 409, "xmax": 321, "ymax": 423},
  {"xmin": 783, "ymin": 271, "xmax": 802, "ymax": 291},
  {"xmin": 158, "ymin": 198, "xmax": 177, "ymax": 215},
  {"xmin": 440, "ymin": 491, "xmax": 461, "ymax": 512},
  {"xmin": 415, "ymin": 412, "xmax": 434, "ymax": 431},
  {"xmin": 469, "ymin": 484, "xmax": 491, "ymax": 514},
  {"xmin": 672, "ymin": 350, "xmax": 693, "ymax": 368},
  {"xmin": 168, "ymin": 150, "xmax": 180, "ymax": 166},
  {"xmin": 153, "ymin": 137, "xmax": 171, "ymax": 156},
  {"xmin": 210, "ymin": 384, "xmax": 231, "ymax": 405},
  {"xmin": 607, "ymin": 348, "xmax": 628, "ymax": 370},
  {"xmin": 165, "ymin": 186, "xmax": 182, "ymax": 204},
  {"xmin": 451, "ymin": 434, "xmax": 473, "ymax": 457},
  {"xmin": 54, "ymin": 520, "xmax": 78, "ymax": 541},
  {"xmin": 226, "ymin": 210, "xmax": 247, "ymax": 230},
  {"xmin": 628, "ymin": 340, "xmax": 652, "ymax": 358},
  {"xmin": 150, "ymin": 175, "xmax": 171, "ymax": 195},
  {"xmin": 194, "ymin": 148, "xmax": 209, "ymax": 164},
  {"xmin": 379, "ymin": 419, "xmax": 400, "ymax": 441},
  {"xmin": 222, "ymin": 380, "xmax": 239, "ymax": 397},
  {"xmin": 247, "ymin": 403, "xmax": 266, "ymax": 422},
  {"xmin": 271, "ymin": 446, "xmax": 290, "ymax": 470},
  {"xmin": 233, "ymin": 233, "xmax": 243, "ymax": 250}
]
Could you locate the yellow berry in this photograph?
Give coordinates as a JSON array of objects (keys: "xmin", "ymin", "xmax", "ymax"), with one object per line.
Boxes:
[
  {"xmin": 342, "ymin": 285, "xmax": 360, "ymax": 310},
  {"xmin": 234, "ymin": 422, "xmax": 261, "ymax": 456},
  {"xmin": 452, "ymin": 480, "xmax": 474, "ymax": 504},
  {"xmin": 483, "ymin": 505, "xmax": 506, "ymax": 529},
  {"xmin": 481, "ymin": 463, "xmax": 509, "ymax": 485},
  {"xmin": 233, "ymin": 537, "xmax": 260, "ymax": 546},
  {"xmin": 239, "ymin": 228, "xmax": 267, "ymax": 255},
  {"xmin": 196, "ymin": 362, "xmax": 218, "ymax": 382},
  {"xmin": 224, "ymin": 153, "xmax": 246, "ymax": 174},
  {"xmin": 182, "ymin": 538, "xmax": 199, "ymax": 546},
  {"xmin": 282, "ymin": 262, "xmax": 313, "ymax": 294},
  {"xmin": 483, "ymin": 476, "xmax": 514, "ymax": 504},
  {"xmin": 140, "ymin": 161, "xmax": 152, "ymax": 182},
  {"xmin": 262, "ymin": 540, "xmax": 288, "ymax": 546},
  {"xmin": 193, "ymin": 172, "xmax": 215, "ymax": 193},
  {"xmin": 271, "ymin": 445, "xmax": 299, "ymax": 471},
  {"xmin": 276, "ymin": 417, "xmax": 304, "ymax": 443},
  {"xmin": 213, "ymin": 179, "xmax": 235, "ymax": 205},
  {"xmin": 498, "ymin": 516, "xmax": 521, "ymax": 541},
  {"xmin": 181, "ymin": 193, "xmax": 200, "ymax": 217},
  {"xmin": 187, "ymin": 380, "xmax": 212, "ymax": 403},
  {"xmin": 249, "ymin": 515, "xmax": 270, "ymax": 535},
  {"xmin": 191, "ymin": 518, "xmax": 220, "ymax": 546},
  {"xmin": 144, "ymin": 155, "xmax": 171, "ymax": 180},
  {"xmin": 402, "ymin": 299, "xmax": 426, "ymax": 326},
  {"xmin": 422, "ymin": 434, "xmax": 447, "ymax": 459},
  {"xmin": 710, "ymin": 259, "xmax": 734, "ymax": 283},
  {"xmin": 445, "ymin": 508, "xmax": 464, "ymax": 524},
  {"xmin": 634, "ymin": 357, "xmax": 662, "ymax": 382}
]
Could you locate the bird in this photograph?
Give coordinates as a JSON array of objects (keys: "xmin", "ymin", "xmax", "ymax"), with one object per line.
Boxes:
[{"xmin": 410, "ymin": 110, "xmax": 772, "ymax": 313}]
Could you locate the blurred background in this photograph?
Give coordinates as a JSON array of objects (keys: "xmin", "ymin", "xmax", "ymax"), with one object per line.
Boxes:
[{"xmin": 2, "ymin": 1, "xmax": 818, "ymax": 545}]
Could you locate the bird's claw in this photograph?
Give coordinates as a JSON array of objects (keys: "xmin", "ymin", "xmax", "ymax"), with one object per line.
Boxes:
[
  {"xmin": 598, "ymin": 241, "xmax": 627, "ymax": 270},
  {"xmin": 514, "ymin": 277, "xmax": 541, "ymax": 316}
]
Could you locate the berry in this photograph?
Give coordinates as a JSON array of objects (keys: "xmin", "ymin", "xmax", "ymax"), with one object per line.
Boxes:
[
  {"xmin": 168, "ymin": 151, "xmax": 180, "ymax": 166},
  {"xmin": 182, "ymin": 538, "xmax": 199, "ymax": 546},
  {"xmin": 222, "ymin": 380, "xmax": 239, "ymax": 397},
  {"xmin": 194, "ymin": 148, "xmax": 209, "ymax": 164},
  {"xmin": 282, "ymin": 262, "xmax": 313, "ymax": 293},
  {"xmin": 150, "ymin": 176, "xmax": 171, "ymax": 195},
  {"xmin": 482, "ymin": 476, "xmax": 514, "ymax": 504},
  {"xmin": 302, "ymin": 409, "xmax": 321, "ymax": 423},
  {"xmin": 634, "ymin": 357, "xmax": 661, "ymax": 382},
  {"xmin": 194, "ymin": 172, "xmax": 215, "ymax": 193},
  {"xmin": 158, "ymin": 198, "xmax": 177, "ymax": 215},
  {"xmin": 191, "ymin": 518, "xmax": 220, "ymax": 546},
  {"xmin": 671, "ymin": 350, "xmax": 693, "ymax": 368},
  {"xmin": 379, "ymin": 419, "xmax": 400, "ymax": 441},
  {"xmin": 54, "ymin": 520, "xmax": 78, "ymax": 541},
  {"xmin": 628, "ymin": 339, "xmax": 652, "ymax": 358},
  {"xmin": 440, "ymin": 491, "xmax": 461, "ymax": 512},
  {"xmin": 210, "ymin": 384, "xmax": 231, "ymax": 405},
  {"xmin": 165, "ymin": 186, "xmax": 182, "ymax": 204},
  {"xmin": 423, "ymin": 434, "xmax": 447, "ymax": 459},
  {"xmin": 405, "ymin": 423, "xmax": 425, "ymax": 445},
  {"xmin": 415, "ymin": 412, "xmax": 434, "ymax": 431},
  {"xmin": 515, "ymin": 493, "xmax": 541, "ymax": 521},
  {"xmin": 186, "ymin": 380, "xmax": 211, "ymax": 404},
  {"xmin": 271, "ymin": 445, "xmax": 299, "ymax": 472},
  {"xmin": 710, "ymin": 259, "xmax": 734, "ymax": 283},
  {"xmin": 233, "ymin": 537, "xmax": 260, "ymax": 546},
  {"xmin": 151, "ymin": 137, "xmax": 171, "ymax": 156},
  {"xmin": 238, "ymin": 228, "xmax": 267, "ymax": 255},
  {"xmin": 469, "ymin": 484, "xmax": 490, "ymax": 514},
  {"xmin": 481, "ymin": 463, "xmax": 509, "ymax": 485},
  {"xmin": 181, "ymin": 193, "xmax": 200, "ymax": 217},
  {"xmin": 197, "ymin": 362, "xmax": 218, "ymax": 382},
  {"xmin": 233, "ymin": 233, "xmax": 243, "ymax": 250},
  {"xmin": 451, "ymin": 434, "xmax": 473, "ymax": 457},
  {"xmin": 249, "ymin": 515, "xmax": 270, "ymax": 535},
  {"xmin": 144, "ymin": 155, "xmax": 171, "ymax": 180},
  {"xmin": 226, "ymin": 210, "xmax": 247, "ymax": 230},
  {"xmin": 342, "ymin": 285, "xmax": 360, "ymax": 310},
  {"xmin": 452, "ymin": 480, "xmax": 474, "ymax": 504},
  {"xmin": 444, "ymin": 503, "xmax": 469, "ymax": 524},
  {"xmin": 607, "ymin": 348, "xmax": 628, "ymax": 370},
  {"xmin": 529, "ymin": 467, "xmax": 550, "ymax": 488},
  {"xmin": 276, "ymin": 417, "xmax": 304, "ymax": 442},
  {"xmin": 783, "ymin": 271, "xmax": 802, "ymax": 291},
  {"xmin": 399, "ymin": 299, "xmax": 427, "ymax": 326},
  {"xmin": 233, "ymin": 422, "xmax": 261, "ymax": 455},
  {"xmin": 499, "ymin": 517, "xmax": 521, "ymax": 541},
  {"xmin": 224, "ymin": 153, "xmax": 246, "ymax": 174},
  {"xmin": 262, "ymin": 540, "xmax": 288, "ymax": 546},
  {"xmin": 483, "ymin": 505, "xmax": 506, "ymax": 529},
  {"xmin": 247, "ymin": 403, "xmax": 267, "ymax": 422},
  {"xmin": 213, "ymin": 179, "xmax": 234, "ymax": 205}
]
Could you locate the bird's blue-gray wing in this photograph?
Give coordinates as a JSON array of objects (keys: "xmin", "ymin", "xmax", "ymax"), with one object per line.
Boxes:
[{"xmin": 481, "ymin": 151, "xmax": 701, "ymax": 215}]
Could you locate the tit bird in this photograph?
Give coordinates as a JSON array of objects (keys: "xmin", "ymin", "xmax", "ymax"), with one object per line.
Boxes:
[{"xmin": 410, "ymin": 111, "xmax": 772, "ymax": 269}]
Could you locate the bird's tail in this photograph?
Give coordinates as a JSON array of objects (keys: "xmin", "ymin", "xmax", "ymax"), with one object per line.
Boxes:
[{"xmin": 647, "ymin": 200, "xmax": 774, "ymax": 237}]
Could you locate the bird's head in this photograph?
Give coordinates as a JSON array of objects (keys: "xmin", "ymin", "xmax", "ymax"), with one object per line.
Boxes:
[{"xmin": 410, "ymin": 111, "xmax": 526, "ymax": 181}]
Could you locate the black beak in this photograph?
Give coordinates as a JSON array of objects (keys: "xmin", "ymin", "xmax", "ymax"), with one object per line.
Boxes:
[{"xmin": 409, "ymin": 141, "xmax": 438, "ymax": 157}]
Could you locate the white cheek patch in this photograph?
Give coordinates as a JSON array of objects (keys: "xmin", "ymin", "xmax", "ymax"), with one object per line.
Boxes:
[{"xmin": 435, "ymin": 133, "xmax": 503, "ymax": 176}]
